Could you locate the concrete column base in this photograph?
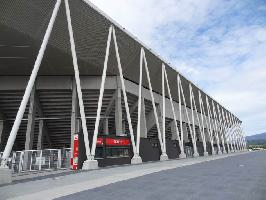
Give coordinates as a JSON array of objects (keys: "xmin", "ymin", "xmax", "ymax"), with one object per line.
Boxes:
[
  {"xmin": 160, "ymin": 153, "xmax": 168, "ymax": 161},
  {"xmin": 0, "ymin": 167, "xmax": 12, "ymax": 185},
  {"xmin": 193, "ymin": 152, "xmax": 199, "ymax": 157},
  {"xmin": 179, "ymin": 152, "xmax": 186, "ymax": 159},
  {"xmin": 217, "ymin": 150, "xmax": 223, "ymax": 155},
  {"xmin": 131, "ymin": 156, "xmax": 142, "ymax": 164},
  {"xmin": 82, "ymin": 159, "xmax": 98, "ymax": 170},
  {"xmin": 203, "ymin": 152, "xmax": 209, "ymax": 157}
]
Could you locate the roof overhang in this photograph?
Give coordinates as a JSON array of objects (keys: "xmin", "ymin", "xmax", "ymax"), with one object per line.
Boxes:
[{"xmin": 0, "ymin": 0, "xmax": 239, "ymax": 120}]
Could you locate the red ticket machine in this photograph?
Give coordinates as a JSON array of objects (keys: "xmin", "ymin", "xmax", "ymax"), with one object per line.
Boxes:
[{"xmin": 71, "ymin": 134, "xmax": 79, "ymax": 170}]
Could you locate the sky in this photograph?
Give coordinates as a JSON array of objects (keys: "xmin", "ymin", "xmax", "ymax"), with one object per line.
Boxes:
[{"xmin": 89, "ymin": 0, "xmax": 266, "ymax": 136}]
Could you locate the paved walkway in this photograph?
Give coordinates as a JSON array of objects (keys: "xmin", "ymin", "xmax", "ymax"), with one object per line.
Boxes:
[{"xmin": 0, "ymin": 151, "xmax": 259, "ymax": 200}]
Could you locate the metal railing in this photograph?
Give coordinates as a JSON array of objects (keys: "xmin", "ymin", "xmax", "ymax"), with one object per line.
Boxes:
[{"xmin": 0, "ymin": 148, "xmax": 71, "ymax": 174}]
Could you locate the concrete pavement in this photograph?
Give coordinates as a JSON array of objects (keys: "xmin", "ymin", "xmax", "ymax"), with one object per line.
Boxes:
[
  {"xmin": 58, "ymin": 151, "xmax": 266, "ymax": 200},
  {"xmin": 0, "ymin": 151, "xmax": 261, "ymax": 200}
]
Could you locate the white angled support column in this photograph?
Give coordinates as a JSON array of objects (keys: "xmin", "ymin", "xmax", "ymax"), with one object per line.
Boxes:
[
  {"xmin": 135, "ymin": 49, "xmax": 147, "ymax": 161},
  {"xmin": 205, "ymin": 96, "xmax": 215, "ymax": 155},
  {"xmin": 141, "ymin": 49, "xmax": 165, "ymax": 160},
  {"xmin": 177, "ymin": 75, "xmax": 186, "ymax": 158},
  {"xmin": 211, "ymin": 101, "xmax": 222, "ymax": 155},
  {"xmin": 190, "ymin": 87, "xmax": 208, "ymax": 156},
  {"xmin": 163, "ymin": 65, "xmax": 185, "ymax": 158},
  {"xmin": 160, "ymin": 64, "xmax": 168, "ymax": 160},
  {"xmin": 89, "ymin": 26, "xmax": 139, "ymax": 166},
  {"xmin": 0, "ymin": 0, "xmax": 61, "ymax": 184},
  {"xmin": 134, "ymin": 48, "xmax": 145, "ymax": 164},
  {"xmin": 225, "ymin": 111, "xmax": 233, "ymax": 152},
  {"xmin": 65, "ymin": 0, "xmax": 94, "ymax": 169},
  {"xmin": 221, "ymin": 108, "xmax": 230, "ymax": 153},
  {"xmin": 228, "ymin": 113, "xmax": 236, "ymax": 152},
  {"xmin": 216, "ymin": 105, "xmax": 226, "ymax": 154},
  {"xmin": 189, "ymin": 84, "xmax": 199, "ymax": 157},
  {"xmin": 177, "ymin": 76, "xmax": 198, "ymax": 157},
  {"xmin": 88, "ymin": 26, "xmax": 112, "ymax": 168},
  {"xmin": 112, "ymin": 27, "xmax": 139, "ymax": 163},
  {"xmin": 198, "ymin": 92, "xmax": 211, "ymax": 156},
  {"xmin": 233, "ymin": 117, "xmax": 241, "ymax": 151},
  {"xmin": 231, "ymin": 116, "xmax": 238, "ymax": 151}
]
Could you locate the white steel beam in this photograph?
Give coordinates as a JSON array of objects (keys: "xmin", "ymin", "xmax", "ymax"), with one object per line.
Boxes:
[
  {"xmin": 163, "ymin": 65, "xmax": 185, "ymax": 158},
  {"xmin": 0, "ymin": 0, "xmax": 62, "ymax": 168},
  {"xmin": 206, "ymin": 97, "xmax": 218, "ymax": 155},
  {"xmin": 233, "ymin": 117, "xmax": 241, "ymax": 151},
  {"xmin": 89, "ymin": 26, "xmax": 140, "ymax": 165},
  {"xmin": 141, "ymin": 49, "xmax": 165, "ymax": 160},
  {"xmin": 177, "ymin": 77, "xmax": 198, "ymax": 157},
  {"xmin": 189, "ymin": 84, "xmax": 200, "ymax": 157},
  {"xmin": 228, "ymin": 113, "xmax": 236, "ymax": 152},
  {"xmin": 216, "ymin": 104, "xmax": 226, "ymax": 153},
  {"xmin": 190, "ymin": 88, "xmax": 208, "ymax": 156},
  {"xmin": 204, "ymin": 95, "xmax": 215, "ymax": 155},
  {"xmin": 90, "ymin": 26, "xmax": 113, "ymax": 160},
  {"xmin": 232, "ymin": 115, "xmax": 239, "ymax": 151},
  {"xmin": 136, "ymin": 48, "xmax": 144, "ymax": 156},
  {"xmin": 112, "ymin": 27, "xmax": 138, "ymax": 159},
  {"xmin": 225, "ymin": 111, "xmax": 234, "ymax": 152},
  {"xmin": 211, "ymin": 100, "xmax": 222, "ymax": 155},
  {"xmin": 177, "ymin": 75, "xmax": 186, "ymax": 158},
  {"xmin": 65, "ymin": 0, "xmax": 91, "ymax": 164},
  {"xmin": 199, "ymin": 91, "xmax": 214, "ymax": 155},
  {"xmin": 161, "ymin": 64, "xmax": 167, "ymax": 156},
  {"xmin": 221, "ymin": 108, "xmax": 231, "ymax": 153}
]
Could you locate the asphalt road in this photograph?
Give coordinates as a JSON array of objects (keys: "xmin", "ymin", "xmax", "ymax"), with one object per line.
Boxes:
[{"xmin": 57, "ymin": 151, "xmax": 266, "ymax": 200}]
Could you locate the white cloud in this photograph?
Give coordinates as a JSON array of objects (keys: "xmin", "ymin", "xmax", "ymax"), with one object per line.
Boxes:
[
  {"xmin": 89, "ymin": 0, "xmax": 214, "ymax": 45},
  {"xmin": 88, "ymin": 0, "xmax": 266, "ymax": 136}
]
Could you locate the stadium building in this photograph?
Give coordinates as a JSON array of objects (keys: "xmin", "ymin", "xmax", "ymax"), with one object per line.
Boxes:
[{"xmin": 0, "ymin": 0, "xmax": 246, "ymax": 184}]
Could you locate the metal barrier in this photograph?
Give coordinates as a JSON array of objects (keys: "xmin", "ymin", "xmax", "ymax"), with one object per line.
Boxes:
[
  {"xmin": 0, "ymin": 148, "xmax": 71, "ymax": 174},
  {"xmin": 185, "ymin": 146, "xmax": 193, "ymax": 157},
  {"xmin": 214, "ymin": 147, "xmax": 218, "ymax": 154}
]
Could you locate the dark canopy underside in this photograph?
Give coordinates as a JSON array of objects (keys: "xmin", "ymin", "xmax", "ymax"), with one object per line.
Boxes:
[{"xmin": 0, "ymin": 0, "xmax": 237, "ymax": 119}]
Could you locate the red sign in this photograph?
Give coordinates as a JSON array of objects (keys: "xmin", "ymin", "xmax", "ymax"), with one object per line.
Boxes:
[
  {"xmin": 106, "ymin": 138, "xmax": 131, "ymax": 146},
  {"xmin": 72, "ymin": 134, "xmax": 79, "ymax": 170},
  {"xmin": 96, "ymin": 137, "xmax": 104, "ymax": 146}
]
